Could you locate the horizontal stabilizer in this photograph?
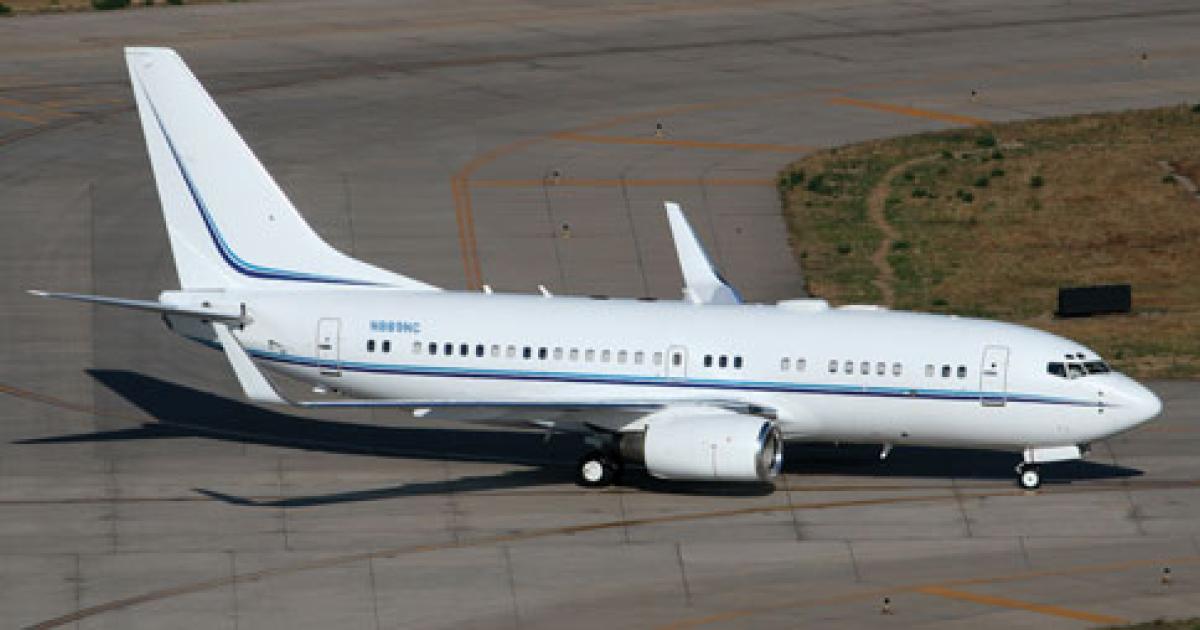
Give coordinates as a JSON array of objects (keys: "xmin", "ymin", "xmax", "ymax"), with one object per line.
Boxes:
[
  {"xmin": 664, "ymin": 202, "xmax": 741, "ymax": 305},
  {"xmin": 28, "ymin": 290, "xmax": 244, "ymax": 322}
]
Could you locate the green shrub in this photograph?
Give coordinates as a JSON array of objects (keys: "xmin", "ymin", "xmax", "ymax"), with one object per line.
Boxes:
[
  {"xmin": 973, "ymin": 176, "xmax": 989, "ymax": 188},
  {"xmin": 836, "ymin": 243, "xmax": 852, "ymax": 255},
  {"xmin": 990, "ymin": 168, "xmax": 1005, "ymax": 177},
  {"xmin": 166, "ymin": 0, "xmax": 183, "ymax": 4},
  {"xmin": 788, "ymin": 169, "xmax": 805, "ymax": 187},
  {"xmin": 991, "ymin": 150, "xmax": 1004, "ymax": 160},
  {"xmin": 891, "ymin": 240, "xmax": 910, "ymax": 251},
  {"xmin": 1192, "ymin": 103, "xmax": 1200, "ymax": 113},
  {"xmin": 92, "ymin": 0, "xmax": 130, "ymax": 8},
  {"xmin": 1163, "ymin": 174, "xmax": 1176, "ymax": 183},
  {"xmin": 1030, "ymin": 174, "xmax": 1045, "ymax": 188},
  {"xmin": 941, "ymin": 150, "xmax": 953, "ymax": 159},
  {"xmin": 976, "ymin": 133, "xmax": 997, "ymax": 148},
  {"xmin": 911, "ymin": 187, "xmax": 929, "ymax": 198},
  {"xmin": 0, "ymin": 3, "xmax": 11, "ymax": 15},
  {"xmin": 931, "ymin": 298, "xmax": 948, "ymax": 307},
  {"xmin": 960, "ymin": 191, "xmax": 974, "ymax": 203}
]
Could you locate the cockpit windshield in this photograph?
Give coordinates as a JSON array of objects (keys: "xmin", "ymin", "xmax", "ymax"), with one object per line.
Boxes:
[{"xmin": 1047, "ymin": 360, "xmax": 1112, "ymax": 379}]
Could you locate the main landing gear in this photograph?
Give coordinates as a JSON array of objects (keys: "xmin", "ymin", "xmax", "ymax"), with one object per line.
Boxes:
[
  {"xmin": 1016, "ymin": 463, "xmax": 1041, "ymax": 491},
  {"xmin": 576, "ymin": 450, "xmax": 622, "ymax": 488}
]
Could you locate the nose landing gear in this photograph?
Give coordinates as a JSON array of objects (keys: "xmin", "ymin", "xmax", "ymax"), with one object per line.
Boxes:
[{"xmin": 1017, "ymin": 463, "xmax": 1041, "ymax": 490}]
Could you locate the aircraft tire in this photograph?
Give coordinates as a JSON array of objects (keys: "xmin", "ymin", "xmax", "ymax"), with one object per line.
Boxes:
[
  {"xmin": 577, "ymin": 450, "xmax": 618, "ymax": 488},
  {"xmin": 1018, "ymin": 464, "xmax": 1041, "ymax": 490}
]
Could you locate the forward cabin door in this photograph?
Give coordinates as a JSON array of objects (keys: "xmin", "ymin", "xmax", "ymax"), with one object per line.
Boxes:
[
  {"xmin": 666, "ymin": 345, "xmax": 688, "ymax": 378},
  {"xmin": 317, "ymin": 318, "xmax": 342, "ymax": 377},
  {"xmin": 979, "ymin": 345, "xmax": 1009, "ymax": 406}
]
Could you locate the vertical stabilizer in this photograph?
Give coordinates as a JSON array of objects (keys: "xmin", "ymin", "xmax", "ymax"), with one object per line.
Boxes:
[{"xmin": 125, "ymin": 47, "xmax": 437, "ymax": 291}]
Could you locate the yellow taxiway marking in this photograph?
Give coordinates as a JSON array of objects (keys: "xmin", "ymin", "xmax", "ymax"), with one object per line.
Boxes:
[
  {"xmin": 915, "ymin": 585, "xmax": 1128, "ymax": 625},
  {"xmin": 829, "ymin": 96, "xmax": 989, "ymax": 126},
  {"xmin": 551, "ymin": 132, "xmax": 812, "ymax": 154},
  {"xmin": 470, "ymin": 177, "xmax": 772, "ymax": 188}
]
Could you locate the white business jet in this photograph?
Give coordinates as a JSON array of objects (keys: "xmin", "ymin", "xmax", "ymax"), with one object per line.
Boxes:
[{"xmin": 31, "ymin": 48, "xmax": 1162, "ymax": 491}]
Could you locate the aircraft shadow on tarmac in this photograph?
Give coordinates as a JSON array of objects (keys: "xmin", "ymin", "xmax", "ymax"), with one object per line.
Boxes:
[{"xmin": 13, "ymin": 370, "xmax": 1141, "ymax": 507}]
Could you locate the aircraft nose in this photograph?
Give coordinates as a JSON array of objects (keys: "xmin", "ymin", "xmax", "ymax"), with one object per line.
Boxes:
[{"xmin": 1114, "ymin": 378, "xmax": 1162, "ymax": 427}]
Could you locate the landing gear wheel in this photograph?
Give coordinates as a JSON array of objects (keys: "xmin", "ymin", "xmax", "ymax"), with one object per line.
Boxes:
[
  {"xmin": 1017, "ymin": 464, "xmax": 1042, "ymax": 491},
  {"xmin": 577, "ymin": 450, "xmax": 618, "ymax": 488}
]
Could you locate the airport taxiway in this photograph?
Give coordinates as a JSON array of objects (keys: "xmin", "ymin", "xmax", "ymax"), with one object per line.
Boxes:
[{"xmin": 5, "ymin": 1, "xmax": 1200, "ymax": 627}]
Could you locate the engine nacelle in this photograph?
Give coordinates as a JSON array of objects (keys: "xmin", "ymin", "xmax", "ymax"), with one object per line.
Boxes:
[{"xmin": 619, "ymin": 411, "xmax": 783, "ymax": 482}]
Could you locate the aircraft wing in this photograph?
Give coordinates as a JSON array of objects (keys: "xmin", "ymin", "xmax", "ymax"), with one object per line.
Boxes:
[
  {"xmin": 213, "ymin": 322, "xmax": 765, "ymax": 415},
  {"xmin": 664, "ymin": 202, "xmax": 742, "ymax": 305}
]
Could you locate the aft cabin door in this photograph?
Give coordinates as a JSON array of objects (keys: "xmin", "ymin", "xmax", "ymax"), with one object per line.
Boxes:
[
  {"xmin": 317, "ymin": 318, "xmax": 341, "ymax": 377},
  {"xmin": 666, "ymin": 345, "xmax": 687, "ymax": 378},
  {"xmin": 980, "ymin": 345, "xmax": 1009, "ymax": 406}
]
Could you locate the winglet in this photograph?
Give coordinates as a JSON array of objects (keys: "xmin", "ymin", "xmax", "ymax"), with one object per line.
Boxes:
[
  {"xmin": 212, "ymin": 323, "xmax": 288, "ymax": 405},
  {"xmin": 663, "ymin": 202, "xmax": 741, "ymax": 305}
]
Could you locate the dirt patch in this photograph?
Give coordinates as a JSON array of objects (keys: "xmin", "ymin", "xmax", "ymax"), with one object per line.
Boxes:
[{"xmin": 780, "ymin": 105, "xmax": 1200, "ymax": 378}]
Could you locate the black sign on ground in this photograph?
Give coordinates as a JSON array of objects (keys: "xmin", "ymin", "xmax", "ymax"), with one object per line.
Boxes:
[{"xmin": 1056, "ymin": 284, "xmax": 1132, "ymax": 317}]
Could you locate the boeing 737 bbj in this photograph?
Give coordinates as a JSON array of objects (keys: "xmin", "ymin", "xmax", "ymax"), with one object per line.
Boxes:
[{"xmin": 32, "ymin": 48, "xmax": 1163, "ymax": 491}]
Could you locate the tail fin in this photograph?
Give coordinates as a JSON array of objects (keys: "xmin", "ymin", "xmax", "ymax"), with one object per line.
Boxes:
[{"xmin": 125, "ymin": 47, "xmax": 437, "ymax": 291}]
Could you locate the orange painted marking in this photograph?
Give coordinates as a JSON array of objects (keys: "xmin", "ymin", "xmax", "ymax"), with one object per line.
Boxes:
[
  {"xmin": 0, "ymin": 109, "xmax": 45, "ymax": 125},
  {"xmin": 829, "ymin": 96, "xmax": 989, "ymax": 126},
  {"xmin": 551, "ymin": 132, "xmax": 812, "ymax": 154},
  {"xmin": 916, "ymin": 586, "xmax": 1127, "ymax": 625},
  {"xmin": 470, "ymin": 177, "xmax": 772, "ymax": 188}
]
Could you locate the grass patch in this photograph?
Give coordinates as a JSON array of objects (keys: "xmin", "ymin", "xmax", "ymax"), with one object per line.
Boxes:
[{"xmin": 779, "ymin": 105, "xmax": 1200, "ymax": 378}]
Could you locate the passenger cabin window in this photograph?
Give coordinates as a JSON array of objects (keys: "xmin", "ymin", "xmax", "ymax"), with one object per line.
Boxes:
[
  {"xmin": 506, "ymin": 345, "xmax": 516, "ymax": 358},
  {"xmin": 672, "ymin": 353, "xmax": 683, "ymax": 367},
  {"xmin": 367, "ymin": 340, "xmax": 376, "ymax": 352},
  {"xmin": 704, "ymin": 355, "xmax": 713, "ymax": 368},
  {"xmin": 554, "ymin": 347, "xmax": 564, "ymax": 361},
  {"xmin": 781, "ymin": 358, "xmax": 791, "ymax": 371},
  {"xmin": 718, "ymin": 355, "xmax": 728, "ymax": 368},
  {"xmin": 653, "ymin": 352, "xmax": 663, "ymax": 366},
  {"xmin": 570, "ymin": 348, "xmax": 580, "ymax": 361},
  {"xmin": 733, "ymin": 356, "xmax": 743, "ymax": 369},
  {"xmin": 538, "ymin": 347, "xmax": 547, "ymax": 360},
  {"xmin": 860, "ymin": 361, "xmax": 869, "ymax": 375},
  {"xmin": 382, "ymin": 340, "xmax": 391, "ymax": 353},
  {"xmin": 602, "ymin": 349, "xmax": 612, "ymax": 363},
  {"xmin": 443, "ymin": 343, "xmax": 453, "ymax": 356},
  {"xmin": 491, "ymin": 345, "xmax": 500, "ymax": 358},
  {"xmin": 796, "ymin": 358, "xmax": 806, "ymax": 372},
  {"xmin": 617, "ymin": 350, "xmax": 627, "ymax": 364},
  {"xmin": 925, "ymin": 364, "xmax": 934, "ymax": 378},
  {"xmin": 957, "ymin": 365, "xmax": 967, "ymax": 379},
  {"xmin": 941, "ymin": 365, "xmax": 951, "ymax": 378},
  {"xmin": 876, "ymin": 361, "xmax": 885, "ymax": 376},
  {"xmin": 634, "ymin": 351, "xmax": 644, "ymax": 365},
  {"xmin": 828, "ymin": 359, "xmax": 838, "ymax": 374},
  {"xmin": 892, "ymin": 362, "xmax": 902, "ymax": 376},
  {"xmin": 476, "ymin": 344, "xmax": 485, "ymax": 358},
  {"xmin": 522, "ymin": 346, "xmax": 532, "ymax": 359},
  {"xmin": 413, "ymin": 342, "xmax": 422, "ymax": 354},
  {"xmin": 844, "ymin": 360, "xmax": 853, "ymax": 375},
  {"xmin": 428, "ymin": 342, "xmax": 437, "ymax": 355},
  {"xmin": 586, "ymin": 349, "xmax": 596, "ymax": 362},
  {"xmin": 460, "ymin": 344, "xmax": 469, "ymax": 357}
]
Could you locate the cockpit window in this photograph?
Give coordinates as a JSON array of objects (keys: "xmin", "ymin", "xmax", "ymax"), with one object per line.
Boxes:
[
  {"xmin": 1084, "ymin": 361, "xmax": 1111, "ymax": 374},
  {"xmin": 1048, "ymin": 360, "xmax": 1111, "ymax": 379}
]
